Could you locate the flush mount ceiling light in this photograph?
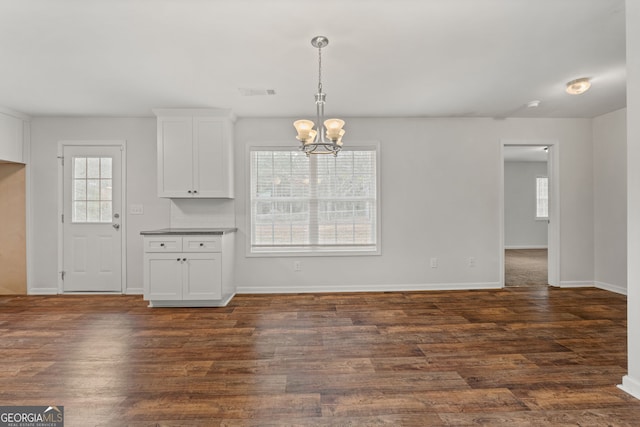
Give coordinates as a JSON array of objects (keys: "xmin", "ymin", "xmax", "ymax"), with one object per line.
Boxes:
[
  {"xmin": 293, "ymin": 36, "xmax": 345, "ymax": 156},
  {"xmin": 566, "ymin": 77, "xmax": 591, "ymax": 95}
]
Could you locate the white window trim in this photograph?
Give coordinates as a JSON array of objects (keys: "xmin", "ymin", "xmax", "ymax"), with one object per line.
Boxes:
[
  {"xmin": 245, "ymin": 141, "xmax": 382, "ymax": 257},
  {"xmin": 535, "ymin": 175, "xmax": 549, "ymax": 220}
]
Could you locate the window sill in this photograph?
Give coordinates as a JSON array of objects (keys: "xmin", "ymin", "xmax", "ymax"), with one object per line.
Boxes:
[{"xmin": 248, "ymin": 247, "xmax": 381, "ymax": 258}]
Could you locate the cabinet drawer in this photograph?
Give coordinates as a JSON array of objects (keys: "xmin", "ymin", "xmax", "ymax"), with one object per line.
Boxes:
[
  {"xmin": 183, "ymin": 236, "xmax": 221, "ymax": 252},
  {"xmin": 144, "ymin": 237, "xmax": 182, "ymax": 252}
]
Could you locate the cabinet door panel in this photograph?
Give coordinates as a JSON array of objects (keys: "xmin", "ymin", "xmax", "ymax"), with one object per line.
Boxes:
[
  {"xmin": 183, "ymin": 253, "xmax": 222, "ymax": 300},
  {"xmin": 158, "ymin": 118, "xmax": 194, "ymax": 197},
  {"xmin": 146, "ymin": 254, "xmax": 183, "ymax": 300},
  {"xmin": 0, "ymin": 113, "xmax": 23, "ymax": 163},
  {"xmin": 194, "ymin": 118, "xmax": 232, "ymax": 198}
]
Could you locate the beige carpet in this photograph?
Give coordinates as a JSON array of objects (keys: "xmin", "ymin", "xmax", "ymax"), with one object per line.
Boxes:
[{"xmin": 505, "ymin": 249, "xmax": 548, "ymax": 287}]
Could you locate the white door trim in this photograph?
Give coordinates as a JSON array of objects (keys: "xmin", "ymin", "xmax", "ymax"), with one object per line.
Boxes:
[
  {"xmin": 499, "ymin": 139, "xmax": 560, "ymax": 287},
  {"xmin": 57, "ymin": 140, "xmax": 127, "ymax": 293}
]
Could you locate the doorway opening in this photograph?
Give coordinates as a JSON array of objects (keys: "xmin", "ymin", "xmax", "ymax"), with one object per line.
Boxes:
[
  {"xmin": 500, "ymin": 141, "xmax": 559, "ymax": 288},
  {"xmin": 0, "ymin": 161, "xmax": 26, "ymax": 294}
]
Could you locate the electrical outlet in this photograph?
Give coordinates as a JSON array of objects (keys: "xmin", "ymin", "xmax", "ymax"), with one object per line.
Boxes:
[
  {"xmin": 430, "ymin": 258, "xmax": 438, "ymax": 268},
  {"xmin": 294, "ymin": 261, "xmax": 302, "ymax": 272},
  {"xmin": 468, "ymin": 257, "xmax": 476, "ymax": 268}
]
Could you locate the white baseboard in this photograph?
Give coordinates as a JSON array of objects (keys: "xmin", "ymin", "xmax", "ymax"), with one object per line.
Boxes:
[
  {"xmin": 558, "ymin": 281, "xmax": 594, "ymax": 289},
  {"xmin": 28, "ymin": 287, "xmax": 58, "ymax": 295},
  {"xmin": 619, "ymin": 375, "xmax": 640, "ymax": 400},
  {"xmin": 594, "ymin": 281, "xmax": 627, "ymax": 295},
  {"xmin": 558, "ymin": 281, "xmax": 628, "ymax": 295},
  {"xmin": 236, "ymin": 282, "xmax": 502, "ymax": 294},
  {"xmin": 505, "ymin": 245, "xmax": 548, "ymax": 250},
  {"xmin": 149, "ymin": 293, "xmax": 235, "ymax": 307},
  {"xmin": 28, "ymin": 288, "xmax": 145, "ymax": 296}
]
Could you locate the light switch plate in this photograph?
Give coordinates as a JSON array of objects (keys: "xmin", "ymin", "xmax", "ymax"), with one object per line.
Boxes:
[{"xmin": 130, "ymin": 204, "xmax": 144, "ymax": 215}]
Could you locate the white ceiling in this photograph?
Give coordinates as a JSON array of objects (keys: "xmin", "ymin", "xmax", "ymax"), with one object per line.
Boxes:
[{"xmin": 0, "ymin": 0, "xmax": 626, "ymax": 119}]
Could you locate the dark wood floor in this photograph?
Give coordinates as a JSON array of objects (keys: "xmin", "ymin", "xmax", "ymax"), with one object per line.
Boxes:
[{"xmin": 1, "ymin": 287, "xmax": 639, "ymax": 426}]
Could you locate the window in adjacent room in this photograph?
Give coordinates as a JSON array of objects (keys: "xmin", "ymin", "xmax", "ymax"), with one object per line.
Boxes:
[
  {"xmin": 536, "ymin": 176, "xmax": 549, "ymax": 220},
  {"xmin": 249, "ymin": 146, "xmax": 379, "ymax": 255}
]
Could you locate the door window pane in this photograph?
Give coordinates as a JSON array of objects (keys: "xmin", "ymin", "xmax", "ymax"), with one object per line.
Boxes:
[
  {"xmin": 87, "ymin": 158, "xmax": 100, "ymax": 178},
  {"xmin": 87, "ymin": 201, "xmax": 101, "ymax": 222},
  {"xmin": 101, "ymin": 158, "xmax": 112, "ymax": 178},
  {"xmin": 87, "ymin": 179, "xmax": 100, "ymax": 200},
  {"xmin": 72, "ymin": 156, "xmax": 114, "ymax": 223},
  {"xmin": 74, "ymin": 158, "xmax": 86, "ymax": 178},
  {"xmin": 100, "ymin": 202, "xmax": 113, "ymax": 222},
  {"xmin": 74, "ymin": 202, "xmax": 87, "ymax": 222}
]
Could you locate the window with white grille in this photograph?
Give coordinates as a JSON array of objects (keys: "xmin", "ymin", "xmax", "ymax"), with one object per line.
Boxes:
[
  {"xmin": 72, "ymin": 156, "xmax": 113, "ymax": 223},
  {"xmin": 249, "ymin": 147, "xmax": 379, "ymax": 254}
]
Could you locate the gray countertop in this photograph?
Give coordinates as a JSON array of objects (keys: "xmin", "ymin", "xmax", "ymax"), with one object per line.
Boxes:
[{"xmin": 140, "ymin": 228, "xmax": 237, "ymax": 235}]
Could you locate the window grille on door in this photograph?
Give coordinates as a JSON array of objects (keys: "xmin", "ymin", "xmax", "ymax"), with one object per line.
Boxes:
[{"xmin": 72, "ymin": 157, "xmax": 113, "ymax": 223}]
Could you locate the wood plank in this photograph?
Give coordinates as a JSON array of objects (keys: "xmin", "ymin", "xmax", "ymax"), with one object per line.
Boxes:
[{"xmin": 0, "ymin": 288, "xmax": 638, "ymax": 425}]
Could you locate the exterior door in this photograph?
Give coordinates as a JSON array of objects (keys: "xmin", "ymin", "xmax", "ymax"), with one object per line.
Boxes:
[{"xmin": 62, "ymin": 144, "xmax": 123, "ymax": 292}]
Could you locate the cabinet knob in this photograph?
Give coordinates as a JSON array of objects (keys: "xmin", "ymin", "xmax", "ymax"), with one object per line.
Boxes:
[
  {"xmin": 183, "ymin": 258, "xmax": 187, "ymax": 262},
  {"xmin": 177, "ymin": 258, "xmax": 180, "ymax": 262},
  {"xmin": 188, "ymin": 190, "xmax": 192, "ymax": 194},
  {"xmin": 199, "ymin": 243, "xmax": 204, "ymax": 247},
  {"xmin": 193, "ymin": 190, "xmax": 198, "ymax": 194},
  {"xmin": 160, "ymin": 243, "xmax": 165, "ymax": 247}
]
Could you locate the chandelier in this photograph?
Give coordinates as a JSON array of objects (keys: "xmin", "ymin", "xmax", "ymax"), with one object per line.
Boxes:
[{"xmin": 293, "ymin": 36, "xmax": 345, "ymax": 156}]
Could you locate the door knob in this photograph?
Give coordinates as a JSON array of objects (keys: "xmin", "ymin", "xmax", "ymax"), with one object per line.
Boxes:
[{"xmin": 112, "ymin": 223, "xmax": 120, "ymax": 230}]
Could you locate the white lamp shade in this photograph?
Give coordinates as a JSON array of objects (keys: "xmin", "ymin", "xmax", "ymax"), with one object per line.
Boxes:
[
  {"xmin": 294, "ymin": 120, "xmax": 315, "ymax": 141},
  {"xmin": 304, "ymin": 129, "xmax": 317, "ymax": 145},
  {"xmin": 324, "ymin": 118, "xmax": 345, "ymax": 141}
]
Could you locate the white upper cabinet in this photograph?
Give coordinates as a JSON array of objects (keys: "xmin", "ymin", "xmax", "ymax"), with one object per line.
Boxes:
[
  {"xmin": 0, "ymin": 111, "xmax": 27, "ymax": 164},
  {"xmin": 154, "ymin": 109, "xmax": 234, "ymax": 198}
]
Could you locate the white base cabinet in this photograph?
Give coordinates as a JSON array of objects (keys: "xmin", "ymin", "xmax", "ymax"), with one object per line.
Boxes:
[{"xmin": 143, "ymin": 232, "xmax": 235, "ymax": 307}]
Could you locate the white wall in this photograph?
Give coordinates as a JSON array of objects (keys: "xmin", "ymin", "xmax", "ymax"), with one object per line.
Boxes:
[
  {"xmin": 29, "ymin": 118, "xmax": 170, "ymax": 294},
  {"xmin": 233, "ymin": 117, "xmax": 594, "ymax": 292},
  {"xmin": 27, "ymin": 115, "xmax": 595, "ymax": 295},
  {"xmin": 593, "ymin": 109, "xmax": 627, "ymax": 294},
  {"xmin": 504, "ymin": 161, "xmax": 548, "ymax": 248},
  {"xmin": 621, "ymin": 0, "xmax": 640, "ymax": 400}
]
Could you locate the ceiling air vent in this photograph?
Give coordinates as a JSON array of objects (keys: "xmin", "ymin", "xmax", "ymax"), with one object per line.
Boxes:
[{"xmin": 238, "ymin": 88, "xmax": 276, "ymax": 96}]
